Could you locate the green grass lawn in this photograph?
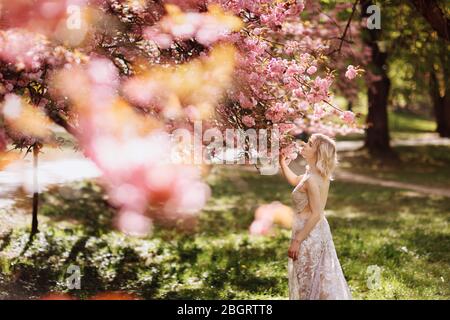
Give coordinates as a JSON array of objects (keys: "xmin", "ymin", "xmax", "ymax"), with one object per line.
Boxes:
[
  {"xmin": 388, "ymin": 110, "xmax": 436, "ymax": 133},
  {"xmin": 336, "ymin": 109, "xmax": 437, "ymax": 141},
  {"xmin": 0, "ymin": 161, "xmax": 449, "ymax": 299}
]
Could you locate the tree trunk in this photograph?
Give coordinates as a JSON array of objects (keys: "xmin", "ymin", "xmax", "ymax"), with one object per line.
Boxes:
[
  {"xmin": 365, "ymin": 63, "xmax": 391, "ymax": 154},
  {"xmin": 430, "ymin": 40, "xmax": 450, "ymax": 137},
  {"xmin": 443, "ymin": 94, "xmax": 450, "ymax": 137},
  {"xmin": 31, "ymin": 144, "xmax": 40, "ymax": 237},
  {"xmin": 430, "ymin": 69, "xmax": 450, "ymax": 138},
  {"xmin": 361, "ymin": 0, "xmax": 394, "ymax": 156},
  {"xmin": 409, "ymin": 0, "xmax": 450, "ymax": 42}
]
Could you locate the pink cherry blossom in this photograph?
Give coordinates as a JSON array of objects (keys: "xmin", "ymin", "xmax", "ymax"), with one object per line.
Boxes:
[
  {"xmin": 0, "ymin": 30, "xmax": 50, "ymax": 70},
  {"xmin": 116, "ymin": 210, "xmax": 153, "ymax": 237},
  {"xmin": 249, "ymin": 219, "xmax": 272, "ymax": 236},
  {"xmin": 313, "ymin": 105, "xmax": 325, "ymax": 119},
  {"xmin": 341, "ymin": 110, "xmax": 356, "ymax": 124},
  {"xmin": 143, "ymin": 27, "xmax": 174, "ymax": 49},
  {"xmin": 307, "ymin": 66, "xmax": 317, "ymax": 75},
  {"xmin": 145, "ymin": 4, "xmax": 242, "ymax": 47},
  {"xmin": 242, "ymin": 115, "xmax": 256, "ymax": 127},
  {"xmin": 239, "ymin": 92, "xmax": 255, "ymax": 109},
  {"xmin": 345, "ymin": 65, "xmax": 358, "ymax": 80}
]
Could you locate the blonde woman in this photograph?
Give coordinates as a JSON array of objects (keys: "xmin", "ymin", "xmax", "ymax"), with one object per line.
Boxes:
[{"xmin": 279, "ymin": 133, "xmax": 352, "ymax": 300}]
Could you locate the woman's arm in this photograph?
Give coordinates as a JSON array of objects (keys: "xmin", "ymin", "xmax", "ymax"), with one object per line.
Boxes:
[
  {"xmin": 279, "ymin": 154, "xmax": 301, "ymax": 187},
  {"xmin": 292, "ymin": 178, "xmax": 323, "ymax": 243}
]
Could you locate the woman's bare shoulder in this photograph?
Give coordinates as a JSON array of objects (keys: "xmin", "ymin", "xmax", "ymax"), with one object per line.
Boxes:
[{"xmin": 304, "ymin": 172, "xmax": 327, "ymax": 190}]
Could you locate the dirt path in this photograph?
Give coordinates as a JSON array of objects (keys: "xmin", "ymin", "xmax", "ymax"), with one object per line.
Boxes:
[
  {"xmin": 334, "ymin": 170, "xmax": 450, "ymax": 197},
  {"xmin": 286, "ymin": 159, "xmax": 450, "ymax": 198},
  {"xmin": 335, "ymin": 133, "xmax": 450, "ymax": 152},
  {"xmin": 333, "ymin": 133, "xmax": 450, "ymax": 197},
  {"xmin": 0, "ymin": 147, "xmax": 101, "ymax": 236}
]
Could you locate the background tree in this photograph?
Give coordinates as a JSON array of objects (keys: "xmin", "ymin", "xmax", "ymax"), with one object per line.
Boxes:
[
  {"xmin": 356, "ymin": 0, "xmax": 448, "ymax": 155},
  {"xmin": 360, "ymin": 0, "xmax": 393, "ymax": 156}
]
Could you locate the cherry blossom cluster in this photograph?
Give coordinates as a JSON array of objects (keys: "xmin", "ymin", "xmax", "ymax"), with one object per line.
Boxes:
[
  {"xmin": 0, "ymin": 0, "xmax": 367, "ymax": 236},
  {"xmin": 143, "ymin": 4, "xmax": 243, "ymax": 48},
  {"xmin": 51, "ymin": 57, "xmax": 212, "ymax": 236},
  {"xmin": 213, "ymin": 0, "xmax": 365, "ymax": 161}
]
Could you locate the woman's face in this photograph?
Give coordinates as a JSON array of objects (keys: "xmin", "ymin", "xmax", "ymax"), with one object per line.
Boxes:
[{"xmin": 300, "ymin": 137, "xmax": 317, "ymax": 159}]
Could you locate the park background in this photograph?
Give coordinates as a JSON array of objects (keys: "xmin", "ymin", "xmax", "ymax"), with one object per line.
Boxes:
[{"xmin": 0, "ymin": 0, "xmax": 449, "ymax": 299}]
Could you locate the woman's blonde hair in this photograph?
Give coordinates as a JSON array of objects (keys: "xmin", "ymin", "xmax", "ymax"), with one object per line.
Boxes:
[{"xmin": 311, "ymin": 133, "xmax": 338, "ymax": 180}]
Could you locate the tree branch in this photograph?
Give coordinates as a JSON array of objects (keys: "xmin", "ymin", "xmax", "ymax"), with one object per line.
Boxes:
[
  {"xmin": 337, "ymin": 0, "xmax": 360, "ymax": 53},
  {"xmin": 409, "ymin": 0, "xmax": 450, "ymax": 41}
]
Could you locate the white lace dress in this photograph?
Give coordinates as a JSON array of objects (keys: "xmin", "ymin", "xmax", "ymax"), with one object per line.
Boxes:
[{"xmin": 288, "ymin": 173, "xmax": 352, "ymax": 300}]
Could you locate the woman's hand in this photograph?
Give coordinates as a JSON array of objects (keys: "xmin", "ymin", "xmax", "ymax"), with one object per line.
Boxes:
[
  {"xmin": 279, "ymin": 152, "xmax": 286, "ymax": 165},
  {"xmin": 279, "ymin": 152, "xmax": 300, "ymax": 186},
  {"xmin": 288, "ymin": 239, "xmax": 301, "ymax": 261}
]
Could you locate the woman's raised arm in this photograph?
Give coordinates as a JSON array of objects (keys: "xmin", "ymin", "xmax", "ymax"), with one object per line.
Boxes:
[{"xmin": 279, "ymin": 154, "xmax": 302, "ymax": 187}]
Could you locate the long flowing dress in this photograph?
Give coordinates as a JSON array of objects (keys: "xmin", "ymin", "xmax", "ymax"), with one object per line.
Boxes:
[{"xmin": 288, "ymin": 173, "xmax": 352, "ymax": 300}]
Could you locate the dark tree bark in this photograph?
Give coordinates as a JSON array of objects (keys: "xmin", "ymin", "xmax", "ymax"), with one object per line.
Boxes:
[
  {"xmin": 361, "ymin": 0, "xmax": 394, "ymax": 156},
  {"xmin": 45, "ymin": 108, "xmax": 77, "ymax": 136},
  {"xmin": 442, "ymin": 94, "xmax": 450, "ymax": 137},
  {"xmin": 409, "ymin": 0, "xmax": 450, "ymax": 137},
  {"xmin": 30, "ymin": 144, "xmax": 40, "ymax": 237},
  {"xmin": 430, "ymin": 67, "xmax": 450, "ymax": 137},
  {"xmin": 409, "ymin": 0, "xmax": 450, "ymax": 42},
  {"xmin": 428, "ymin": 35, "xmax": 450, "ymax": 137},
  {"xmin": 347, "ymin": 101, "xmax": 353, "ymax": 112}
]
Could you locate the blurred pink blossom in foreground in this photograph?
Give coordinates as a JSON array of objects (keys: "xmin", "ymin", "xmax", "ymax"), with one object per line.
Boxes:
[
  {"xmin": 0, "ymin": 30, "xmax": 50, "ymax": 70},
  {"xmin": 144, "ymin": 4, "xmax": 242, "ymax": 48},
  {"xmin": 52, "ymin": 57, "xmax": 211, "ymax": 236},
  {"xmin": 249, "ymin": 201, "xmax": 294, "ymax": 236}
]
